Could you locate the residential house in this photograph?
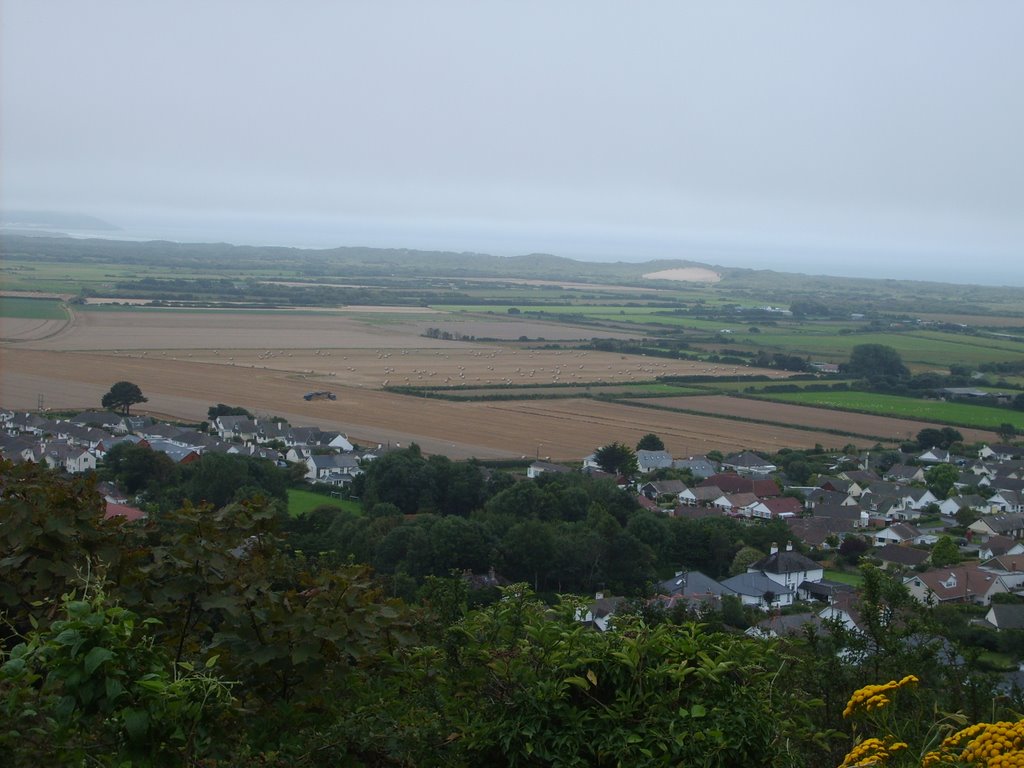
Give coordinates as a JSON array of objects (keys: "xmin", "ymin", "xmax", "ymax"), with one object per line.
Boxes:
[
  {"xmin": 874, "ymin": 523, "xmax": 926, "ymax": 547},
  {"xmin": 720, "ymin": 572, "xmax": 794, "ymax": 610},
  {"xmin": 527, "ymin": 461, "xmax": 572, "ymax": 479},
  {"xmin": 578, "ymin": 592, "xmax": 625, "ymax": 632},
  {"xmin": 987, "ymin": 490, "xmax": 1024, "ymax": 515},
  {"xmin": 748, "ymin": 612, "xmax": 825, "ymax": 639},
  {"xmin": 636, "ymin": 449, "xmax": 673, "ymax": 474},
  {"xmin": 819, "ymin": 590, "xmax": 866, "ymax": 634},
  {"xmin": 670, "ymin": 505, "xmax": 725, "ymax": 521},
  {"xmin": 718, "ymin": 492, "xmax": 760, "ymax": 516},
  {"xmin": 979, "ymin": 556, "xmax": 1024, "ymax": 590},
  {"xmin": 815, "ymin": 502, "xmax": 869, "ymax": 529},
  {"xmin": 285, "ymin": 426, "xmax": 325, "ymax": 448},
  {"xmin": 874, "ymin": 544, "xmax": 930, "ymax": 571},
  {"xmin": 700, "ymin": 473, "xmax": 779, "ymax": 497},
  {"xmin": 748, "ymin": 496, "xmax": 803, "ymax": 521},
  {"xmin": 214, "ymin": 415, "xmax": 259, "ymax": 442},
  {"xmin": 902, "ymin": 488, "xmax": 940, "ymax": 512},
  {"xmin": 721, "ymin": 451, "xmax": 777, "ymax": 476},
  {"xmin": 749, "ymin": 542, "xmax": 824, "ymax": 592},
  {"xmin": 980, "ymin": 444, "xmax": 1020, "ymax": 462},
  {"xmin": 0, "ymin": 435, "xmax": 39, "ymax": 464},
  {"xmin": 650, "ymin": 571, "xmax": 730, "ymax": 612},
  {"xmin": 886, "ymin": 464, "xmax": 926, "ymax": 484},
  {"xmin": 41, "ymin": 442, "xmax": 97, "ymax": 474},
  {"xmin": 321, "ymin": 432, "xmax": 354, "ymax": 452},
  {"xmin": 804, "ymin": 488, "xmax": 857, "ymax": 510},
  {"xmin": 786, "ymin": 516, "xmax": 859, "ymax": 549},
  {"xmin": 985, "ymin": 604, "xmax": 1024, "ymax": 631},
  {"xmin": 679, "ymin": 485, "xmax": 724, "ymax": 507},
  {"xmin": 979, "ymin": 536, "xmax": 1024, "ymax": 561},
  {"xmin": 147, "ymin": 440, "xmax": 201, "ymax": 465},
  {"xmin": 904, "ymin": 565, "xmax": 1009, "ymax": 606},
  {"xmin": 640, "ymin": 479, "xmax": 687, "ymax": 501},
  {"xmin": 305, "ymin": 454, "xmax": 362, "ymax": 485},
  {"xmin": 840, "ymin": 468, "xmax": 881, "ymax": 486},
  {"xmin": 939, "ymin": 494, "xmax": 989, "ymax": 517},
  {"xmin": 104, "ymin": 502, "xmax": 146, "ymax": 522},
  {"xmin": 9, "ymin": 413, "xmax": 55, "ymax": 437},
  {"xmin": 672, "ymin": 456, "xmax": 717, "ymax": 479},
  {"xmin": 817, "ymin": 476, "xmax": 864, "ymax": 498},
  {"xmin": 69, "ymin": 410, "xmax": 123, "ymax": 430},
  {"xmin": 56, "ymin": 423, "xmax": 113, "ymax": 450},
  {"xmin": 115, "ymin": 415, "xmax": 153, "ymax": 435},
  {"xmin": 918, "ymin": 447, "xmax": 952, "ymax": 464},
  {"xmin": 95, "ymin": 481, "xmax": 129, "ymax": 505},
  {"xmin": 969, "ymin": 514, "xmax": 1024, "ymax": 542}
]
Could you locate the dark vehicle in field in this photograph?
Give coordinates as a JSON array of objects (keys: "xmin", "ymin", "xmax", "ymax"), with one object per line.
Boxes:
[{"xmin": 303, "ymin": 391, "xmax": 337, "ymax": 401}]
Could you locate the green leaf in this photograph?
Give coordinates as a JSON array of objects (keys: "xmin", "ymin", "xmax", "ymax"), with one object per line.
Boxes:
[
  {"xmin": 204, "ymin": 654, "xmax": 220, "ymax": 669},
  {"xmin": 586, "ymin": 669, "xmax": 598, "ymax": 686},
  {"xmin": 122, "ymin": 708, "xmax": 149, "ymax": 742},
  {"xmin": 84, "ymin": 646, "xmax": 114, "ymax": 675},
  {"xmin": 564, "ymin": 676, "xmax": 590, "ymax": 690},
  {"xmin": 105, "ymin": 676, "xmax": 125, "ymax": 702},
  {"xmin": 690, "ymin": 703, "xmax": 707, "ymax": 718}
]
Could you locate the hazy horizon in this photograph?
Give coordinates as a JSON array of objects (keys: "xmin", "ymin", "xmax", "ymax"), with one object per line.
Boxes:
[{"xmin": 2, "ymin": 2, "xmax": 1022, "ymax": 286}]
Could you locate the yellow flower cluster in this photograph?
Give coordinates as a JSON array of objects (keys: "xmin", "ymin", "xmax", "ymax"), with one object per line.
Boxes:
[
  {"xmin": 843, "ymin": 675, "xmax": 920, "ymax": 718},
  {"xmin": 922, "ymin": 719, "xmax": 1024, "ymax": 767},
  {"xmin": 838, "ymin": 737, "xmax": 909, "ymax": 768}
]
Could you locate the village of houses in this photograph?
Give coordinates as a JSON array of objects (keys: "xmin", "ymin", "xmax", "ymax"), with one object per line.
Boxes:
[{"xmin": 4, "ymin": 405, "xmax": 1024, "ymax": 647}]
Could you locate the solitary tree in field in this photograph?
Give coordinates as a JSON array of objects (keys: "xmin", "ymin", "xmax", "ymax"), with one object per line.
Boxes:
[{"xmin": 101, "ymin": 381, "xmax": 147, "ymax": 415}]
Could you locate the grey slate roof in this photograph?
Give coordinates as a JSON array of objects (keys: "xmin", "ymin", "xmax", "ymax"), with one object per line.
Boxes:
[
  {"xmin": 720, "ymin": 572, "xmax": 794, "ymax": 599},
  {"xmin": 752, "ymin": 549, "xmax": 820, "ymax": 575}
]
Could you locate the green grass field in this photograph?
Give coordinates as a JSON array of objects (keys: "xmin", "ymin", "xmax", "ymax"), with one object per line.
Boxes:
[
  {"xmin": 731, "ymin": 330, "xmax": 1024, "ymax": 367},
  {"xmin": 0, "ymin": 296, "xmax": 68, "ymax": 319},
  {"xmin": 751, "ymin": 390, "xmax": 1024, "ymax": 431},
  {"xmin": 824, "ymin": 569, "xmax": 864, "ymax": 586},
  {"xmin": 287, "ymin": 488, "xmax": 361, "ymax": 517}
]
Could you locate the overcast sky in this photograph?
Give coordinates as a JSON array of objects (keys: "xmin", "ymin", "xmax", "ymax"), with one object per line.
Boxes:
[{"xmin": 2, "ymin": 2, "xmax": 1022, "ymax": 283}]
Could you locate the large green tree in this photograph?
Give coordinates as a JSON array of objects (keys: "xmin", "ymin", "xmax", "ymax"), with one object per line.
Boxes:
[
  {"xmin": 594, "ymin": 442, "xmax": 639, "ymax": 477},
  {"xmin": 931, "ymin": 535, "xmax": 961, "ymax": 567},
  {"xmin": 925, "ymin": 463, "xmax": 960, "ymax": 498},
  {"xmin": 844, "ymin": 344, "xmax": 909, "ymax": 380},
  {"xmin": 636, "ymin": 433, "xmax": 665, "ymax": 451},
  {"xmin": 101, "ymin": 381, "xmax": 148, "ymax": 415}
]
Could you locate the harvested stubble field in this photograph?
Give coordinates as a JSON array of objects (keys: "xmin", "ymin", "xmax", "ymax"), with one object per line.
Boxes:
[
  {"xmin": 26, "ymin": 308, "xmax": 636, "ymax": 351},
  {"xmin": 1, "ymin": 305, "xmax": 892, "ymax": 459},
  {"xmin": 635, "ymin": 395, "xmax": 996, "ymax": 444},
  {"xmin": 0, "ymin": 348, "xmax": 874, "ymax": 459}
]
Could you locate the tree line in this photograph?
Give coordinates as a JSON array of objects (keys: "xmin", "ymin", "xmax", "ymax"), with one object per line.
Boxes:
[{"xmin": 2, "ymin": 458, "xmax": 1019, "ymax": 766}]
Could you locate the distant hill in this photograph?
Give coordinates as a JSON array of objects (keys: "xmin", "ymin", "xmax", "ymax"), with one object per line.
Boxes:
[
  {"xmin": 0, "ymin": 210, "xmax": 120, "ymax": 232},
  {"xmin": 2, "ymin": 234, "xmax": 1023, "ymax": 307}
]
